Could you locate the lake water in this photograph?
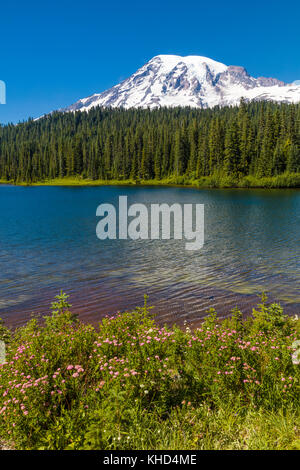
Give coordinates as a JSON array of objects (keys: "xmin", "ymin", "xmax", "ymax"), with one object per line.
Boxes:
[{"xmin": 1, "ymin": 184, "xmax": 300, "ymax": 328}]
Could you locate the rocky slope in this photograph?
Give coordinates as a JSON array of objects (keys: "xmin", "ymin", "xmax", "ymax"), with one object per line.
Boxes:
[{"xmin": 63, "ymin": 55, "xmax": 300, "ymax": 111}]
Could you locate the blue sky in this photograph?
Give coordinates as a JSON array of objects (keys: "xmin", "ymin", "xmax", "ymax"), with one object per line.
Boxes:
[{"xmin": 1, "ymin": 0, "xmax": 300, "ymax": 124}]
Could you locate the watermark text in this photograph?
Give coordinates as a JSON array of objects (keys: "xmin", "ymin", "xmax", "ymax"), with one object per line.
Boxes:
[
  {"xmin": 96, "ymin": 196, "xmax": 204, "ymax": 251},
  {"xmin": 0, "ymin": 80, "xmax": 6, "ymax": 104}
]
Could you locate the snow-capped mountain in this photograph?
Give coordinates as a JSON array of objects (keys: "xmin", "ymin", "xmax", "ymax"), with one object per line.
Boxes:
[{"xmin": 64, "ymin": 55, "xmax": 300, "ymax": 112}]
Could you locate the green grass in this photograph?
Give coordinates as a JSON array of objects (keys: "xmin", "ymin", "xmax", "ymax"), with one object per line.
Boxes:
[
  {"xmin": 2, "ymin": 172, "xmax": 300, "ymax": 189},
  {"xmin": 0, "ymin": 293, "xmax": 299, "ymax": 450},
  {"xmin": 0, "ymin": 177, "xmax": 137, "ymax": 187}
]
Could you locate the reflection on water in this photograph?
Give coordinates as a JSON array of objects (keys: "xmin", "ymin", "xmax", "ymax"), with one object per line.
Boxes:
[{"xmin": 0, "ymin": 185, "xmax": 300, "ymax": 328}]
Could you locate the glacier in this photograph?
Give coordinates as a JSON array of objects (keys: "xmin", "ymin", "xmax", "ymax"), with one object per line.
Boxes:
[{"xmin": 62, "ymin": 54, "xmax": 300, "ymax": 112}]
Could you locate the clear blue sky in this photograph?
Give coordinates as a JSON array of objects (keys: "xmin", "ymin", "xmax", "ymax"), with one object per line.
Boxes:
[{"xmin": 1, "ymin": 0, "xmax": 300, "ymax": 124}]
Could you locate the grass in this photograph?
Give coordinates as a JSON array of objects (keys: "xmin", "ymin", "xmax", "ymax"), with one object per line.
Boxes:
[
  {"xmin": 0, "ymin": 293, "xmax": 299, "ymax": 450},
  {"xmin": 2, "ymin": 172, "xmax": 300, "ymax": 189}
]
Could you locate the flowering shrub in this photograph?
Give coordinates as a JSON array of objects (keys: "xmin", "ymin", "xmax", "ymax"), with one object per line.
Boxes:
[{"xmin": 0, "ymin": 293, "xmax": 299, "ymax": 449}]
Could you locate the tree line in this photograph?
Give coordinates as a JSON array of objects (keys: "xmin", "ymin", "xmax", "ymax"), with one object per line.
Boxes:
[{"xmin": 0, "ymin": 100, "xmax": 299, "ymax": 183}]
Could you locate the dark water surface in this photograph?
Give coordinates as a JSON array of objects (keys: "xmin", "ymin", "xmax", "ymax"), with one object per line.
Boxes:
[{"xmin": 1, "ymin": 185, "xmax": 300, "ymax": 328}]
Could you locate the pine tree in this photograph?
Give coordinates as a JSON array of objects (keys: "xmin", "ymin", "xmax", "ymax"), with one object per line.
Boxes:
[{"xmin": 224, "ymin": 119, "xmax": 240, "ymax": 177}]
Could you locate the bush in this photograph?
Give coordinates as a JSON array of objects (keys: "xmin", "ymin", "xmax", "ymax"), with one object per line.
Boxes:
[{"xmin": 0, "ymin": 293, "xmax": 299, "ymax": 449}]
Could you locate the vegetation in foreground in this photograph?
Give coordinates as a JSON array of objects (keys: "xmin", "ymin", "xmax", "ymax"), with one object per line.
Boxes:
[{"xmin": 0, "ymin": 293, "xmax": 299, "ymax": 450}]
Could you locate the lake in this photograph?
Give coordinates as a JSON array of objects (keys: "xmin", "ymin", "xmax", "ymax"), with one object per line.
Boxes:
[{"xmin": 1, "ymin": 184, "xmax": 300, "ymax": 328}]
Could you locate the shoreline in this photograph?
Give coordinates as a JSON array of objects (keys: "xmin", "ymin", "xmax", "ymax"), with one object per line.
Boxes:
[
  {"xmin": 2, "ymin": 173, "xmax": 300, "ymax": 189},
  {"xmin": 2, "ymin": 282, "xmax": 300, "ymax": 332}
]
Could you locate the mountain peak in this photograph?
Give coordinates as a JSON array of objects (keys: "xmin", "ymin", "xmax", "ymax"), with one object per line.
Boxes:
[{"xmin": 63, "ymin": 55, "xmax": 300, "ymax": 113}]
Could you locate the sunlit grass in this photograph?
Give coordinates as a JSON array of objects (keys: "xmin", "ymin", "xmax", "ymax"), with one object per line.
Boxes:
[{"xmin": 2, "ymin": 172, "xmax": 300, "ymax": 188}]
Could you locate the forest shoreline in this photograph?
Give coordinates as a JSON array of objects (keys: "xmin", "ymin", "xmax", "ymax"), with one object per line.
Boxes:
[{"xmin": 2, "ymin": 172, "xmax": 300, "ymax": 189}]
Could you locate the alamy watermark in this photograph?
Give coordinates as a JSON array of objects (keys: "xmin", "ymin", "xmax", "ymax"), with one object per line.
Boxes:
[
  {"xmin": 0, "ymin": 80, "xmax": 6, "ymax": 104},
  {"xmin": 0, "ymin": 341, "xmax": 5, "ymax": 364},
  {"xmin": 96, "ymin": 196, "xmax": 204, "ymax": 250}
]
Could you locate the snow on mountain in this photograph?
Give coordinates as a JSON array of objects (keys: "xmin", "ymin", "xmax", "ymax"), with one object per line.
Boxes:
[{"xmin": 63, "ymin": 55, "xmax": 300, "ymax": 112}]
